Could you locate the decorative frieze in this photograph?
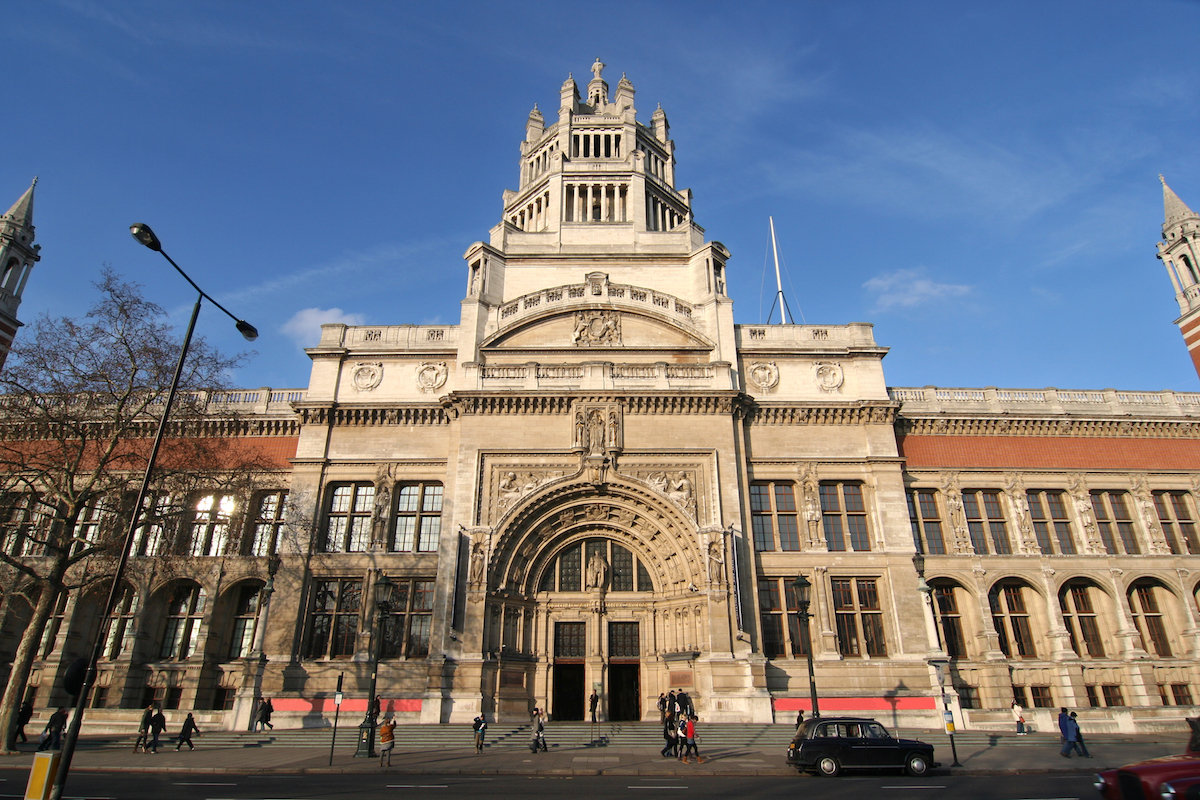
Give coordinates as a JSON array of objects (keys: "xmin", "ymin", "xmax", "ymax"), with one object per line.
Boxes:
[{"xmin": 897, "ymin": 416, "xmax": 1200, "ymax": 438}]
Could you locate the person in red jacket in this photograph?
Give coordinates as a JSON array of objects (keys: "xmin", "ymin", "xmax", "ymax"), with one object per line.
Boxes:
[{"xmin": 681, "ymin": 715, "xmax": 705, "ymax": 763}]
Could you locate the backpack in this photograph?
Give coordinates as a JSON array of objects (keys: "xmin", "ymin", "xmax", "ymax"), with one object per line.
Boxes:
[{"xmin": 473, "ymin": 718, "xmax": 482, "ymax": 731}]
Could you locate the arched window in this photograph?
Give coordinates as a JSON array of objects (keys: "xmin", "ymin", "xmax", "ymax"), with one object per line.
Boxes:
[
  {"xmin": 989, "ymin": 581, "xmax": 1036, "ymax": 658},
  {"xmin": 100, "ymin": 585, "xmax": 137, "ymax": 660},
  {"xmin": 1060, "ymin": 581, "xmax": 1105, "ymax": 658},
  {"xmin": 931, "ymin": 581, "xmax": 968, "ymax": 658},
  {"xmin": 39, "ymin": 590, "xmax": 69, "ymax": 658},
  {"xmin": 537, "ymin": 538, "xmax": 653, "ymax": 593},
  {"xmin": 187, "ymin": 494, "xmax": 235, "ymax": 556},
  {"xmin": 1129, "ymin": 581, "xmax": 1173, "ymax": 657},
  {"xmin": 1183, "ymin": 254, "xmax": 1200, "ymax": 284},
  {"xmin": 160, "ymin": 583, "xmax": 207, "ymax": 660},
  {"xmin": 227, "ymin": 583, "xmax": 262, "ymax": 659},
  {"xmin": 2, "ymin": 256, "xmax": 18, "ymax": 286}
]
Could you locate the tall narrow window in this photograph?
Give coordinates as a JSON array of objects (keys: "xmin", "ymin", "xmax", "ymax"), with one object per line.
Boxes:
[
  {"xmin": 1027, "ymin": 490, "xmax": 1076, "ymax": 554},
  {"xmin": 750, "ymin": 482, "xmax": 799, "ymax": 551},
  {"xmin": 228, "ymin": 584, "xmax": 262, "ymax": 659},
  {"xmin": 1130, "ymin": 582, "xmax": 1173, "ymax": 657},
  {"xmin": 1153, "ymin": 491, "xmax": 1200, "ymax": 555},
  {"xmin": 1091, "ymin": 491, "xmax": 1141, "ymax": 555},
  {"xmin": 392, "ymin": 482, "xmax": 443, "ymax": 552},
  {"xmin": 990, "ymin": 582, "xmax": 1036, "ymax": 658},
  {"xmin": 100, "ymin": 585, "xmax": 137, "ymax": 660},
  {"xmin": 963, "ymin": 490, "xmax": 1011, "ymax": 554},
  {"xmin": 758, "ymin": 579, "xmax": 786, "ymax": 658},
  {"xmin": 380, "ymin": 578, "xmax": 435, "ymax": 659},
  {"xmin": 1, "ymin": 493, "xmax": 49, "ymax": 557},
  {"xmin": 188, "ymin": 494, "xmax": 235, "ymax": 556},
  {"xmin": 249, "ymin": 491, "xmax": 288, "ymax": 556},
  {"xmin": 821, "ymin": 483, "xmax": 870, "ymax": 551},
  {"xmin": 831, "ymin": 578, "xmax": 887, "ymax": 657},
  {"xmin": 932, "ymin": 582, "xmax": 967, "ymax": 658},
  {"xmin": 324, "ymin": 483, "xmax": 374, "ymax": 553},
  {"xmin": 160, "ymin": 583, "xmax": 207, "ymax": 660},
  {"xmin": 1060, "ymin": 582, "xmax": 1105, "ymax": 658},
  {"xmin": 306, "ymin": 579, "xmax": 362, "ymax": 658},
  {"xmin": 72, "ymin": 497, "xmax": 113, "ymax": 555},
  {"xmin": 907, "ymin": 490, "xmax": 945, "ymax": 554},
  {"xmin": 554, "ymin": 621, "xmax": 585, "ymax": 658},
  {"xmin": 608, "ymin": 621, "xmax": 639, "ymax": 658},
  {"xmin": 133, "ymin": 495, "xmax": 177, "ymax": 557},
  {"xmin": 539, "ymin": 539, "xmax": 652, "ymax": 593},
  {"xmin": 40, "ymin": 590, "xmax": 68, "ymax": 658}
]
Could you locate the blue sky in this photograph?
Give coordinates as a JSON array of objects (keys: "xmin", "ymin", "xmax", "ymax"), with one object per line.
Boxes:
[{"xmin": 5, "ymin": 1, "xmax": 1200, "ymax": 392}]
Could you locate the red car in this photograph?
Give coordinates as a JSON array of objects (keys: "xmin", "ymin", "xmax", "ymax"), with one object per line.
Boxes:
[{"xmin": 1095, "ymin": 718, "xmax": 1200, "ymax": 800}]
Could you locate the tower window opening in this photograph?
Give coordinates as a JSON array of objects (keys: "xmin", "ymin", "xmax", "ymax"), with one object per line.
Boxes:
[
  {"xmin": 614, "ymin": 134, "xmax": 621, "ymax": 157},
  {"xmin": 604, "ymin": 135, "xmax": 611, "ymax": 158},
  {"xmin": 572, "ymin": 135, "xmax": 580, "ymax": 158},
  {"xmin": 1183, "ymin": 254, "xmax": 1199, "ymax": 284}
]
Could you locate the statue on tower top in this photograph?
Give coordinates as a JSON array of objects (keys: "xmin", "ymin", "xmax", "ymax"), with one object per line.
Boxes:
[{"xmin": 591, "ymin": 57, "xmax": 605, "ymax": 80}]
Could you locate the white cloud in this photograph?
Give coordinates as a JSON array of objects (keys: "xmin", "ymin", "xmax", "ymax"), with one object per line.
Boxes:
[
  {"xmin": 863, "ymin": 268, "xmax": 971, "ymax": 311},
  {"xmin": 281, "ymin": 307, "xmax": 366, "ymax": 347}
]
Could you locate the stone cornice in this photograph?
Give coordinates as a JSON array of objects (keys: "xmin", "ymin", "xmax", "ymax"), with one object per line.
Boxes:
[
  {"xmin": 896, "ymin": 416, "xmax": 1200, "ymax": 439},
  {"xmin": 746, "ymin": 401, "xmax": 898, "ymax": 426},
  {"xmin": 294, "ymin": 404, "xmax": 449, "ymax": 427}
]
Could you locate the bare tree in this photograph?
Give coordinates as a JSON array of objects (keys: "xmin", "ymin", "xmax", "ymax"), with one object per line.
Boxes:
[{"xmin": 0, "ymin": 268, "xmax": 263, "ymax": 752}]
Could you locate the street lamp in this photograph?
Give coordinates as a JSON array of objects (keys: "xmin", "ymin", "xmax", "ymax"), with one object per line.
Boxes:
[
  {"xmin": 354, "ymin": 574, "xmax": 393, "ymax": 758},
  {"xmin": 248, "ymin": 552, "xmax": 283, "ymax": 731},
  {"xmin": 49, "ymin": 224, "xmax": 258, "ymax": 800},
  {"xmin": 929, "ymin": 658, "xmax": 963, "ymax": 767},
  {"xmin": 792, "ymin": 574, "xmax": 819, "ymax": 719}
]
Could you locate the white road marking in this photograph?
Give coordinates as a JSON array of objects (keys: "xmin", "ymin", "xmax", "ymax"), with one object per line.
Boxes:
[
  {"xmin": 387, "ymin": 785, "xmax": 448, "ymax": 789},
  {"xmin": 881, "ymin": 786, "xmax": 946, "ymax": 790},
  {"xmin": 175, "ymin": 783, "xmax": 237, "ymax": 786},
  {"xmin": 628, "ymin": 788, "xmax": 687, "ymax": 791}
]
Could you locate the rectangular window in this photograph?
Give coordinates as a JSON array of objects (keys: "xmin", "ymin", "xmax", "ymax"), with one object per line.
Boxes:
[
  {"xmin": 957, "ymin": 686, "xmax": 979, "ymax": 709},
  {"xmin": 1061, "ymin": 583, "xmax": 1105, "ymax": 658},
  {"xmin": 991, "ymin": 583, "xmax": 1036, "ymax": 658},
  {"xmin": 72, "ymin": 497, "xmax": 114, "ymax": 556},
  {"xmin": 306, "ymin": 578, "xmax": 362, "ymax": 659},
  {"xmin": 608, "ymin": 622, "xmax": 639, "ymax": 658},
  {"xmin": 187, "ymin": 494, "xmax": 235, "ymax": 556},
  {"xmin": 1172, "ymin": 684, "xmax": 1194, "ymax": 706},
  {"xmin": 133, "ymin": 495, "xmax": 177, "ymax": 557},
  {"xmin": 963, "ymin": 490, "xmax": 1011, "ymax": 554},
  {"xmin": 213, "ymin": 687, "xmax": 235, "ymax": 711},
  {"xmin": 750, "ymin": 482, "xmax": 800, "ymax": 551},
  {"xmin": 1, "ymin": 493, "xmax": 50, "ymax": 557},
  {"xmin": 907, "ymin": 490, "xmax": 945, "ymax": 555},
  {"xmin": 392, "ymin": 482, "xmax": 443, "ymax": 552},
  {"xmin": 249, "ymin": 491, "xmax": 288, "ymax": 556},
  {"xmin": 1012, "ymin": 685, "xmax": 1028, "ymax": 708},
  {"xmin": 91, "ymin": 687, "xmax": 109, "ymax": 709},
  {"xmin": 380, "ymin": 578, "xmax": 435, "ymax": 659},
  {"xmin": 554, "ymin": 621, "xmax": 585, "ymax": 659},
  {"xmin": 1091, "ymin": 491, "xmax": 1141, "ymax": 555},
  {"xmin": 821, "ymin": 483, "xmax": 870, "ymax": 551},
  {"xmin": 933, "ymin": 584, "xmax": 966, "ymax": 658},
  {"xmin": 1027, "ymin": 490, "xmax": 1076, "ymax": 554},
  {"xmin": 324, "ymin": 483, "xmax": 374, "ymax": 553},
  {"xmin": 1029, "ymin": 685, "xmax": 1053, "ymax": 708},
  {"xmin": 1101, "ymin": 685, "xmax": 1125, "ymax": 707},
  {"xmin": 559, "ymin": 545, "xmax": 581, "ymax": 592},
  {"xmin": 1131, "ymin": 584, "xmax": 1172, "ymax": 657},
  {"xmin": 1154, "ymin": 491, "xmax": 1200, "ymax": 555},
  {"xmin": 1085, "ymin": 685, "xmax": 1099, "ymax": 707},
  {"xmin": 831, "ymin": 577, "xmax": 887, "ymax": 657}
]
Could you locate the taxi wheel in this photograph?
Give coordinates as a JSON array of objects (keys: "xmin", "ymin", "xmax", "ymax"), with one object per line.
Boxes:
[
  {"xmin": 817, "ymin": 756, "xmax": 841, "ymax": 777},
  {"xmin": 906, "ymin": 753, "xmax": 930, "ymax": 777}
]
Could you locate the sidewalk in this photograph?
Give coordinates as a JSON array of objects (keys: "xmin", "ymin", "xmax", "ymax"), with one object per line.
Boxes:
[{"xmin": 0, "ymin": 731, "xmax": 1187, "ymax": 776}]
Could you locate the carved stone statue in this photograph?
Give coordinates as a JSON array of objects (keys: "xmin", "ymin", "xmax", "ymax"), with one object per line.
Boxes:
[
  {"xmin": 469, "ymin": 540, "xmax": 485, "ymax": 584},
  {"xmin": 586, "ymin": 552, "xmax": 608, "ymax": 590},
  {"xmin": 372, "ymin": 484, "xmax": 391, "ymax": 542},
  {"xmin": 587, "ymin": 410, "xmax": 605, "ymax": 455},
  {"xmin": 607, "ymin": 410, "xmax": 619, "ymax": 448},
  {"xmin": 707, "ymin": 538, "xmax": 724, "ymax": 584},
  {"xmin": 574, "ymin": 411, "xmax": 586, "ymax": 449},
  {"xmin": 668, "ymin": 472, "xmax": 694, "ymax": 509}
]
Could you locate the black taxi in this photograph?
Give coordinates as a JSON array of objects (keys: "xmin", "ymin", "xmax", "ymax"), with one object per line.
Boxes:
[{"xmin": 787, "ymin": 716, "xmax": 939, "ymax": 777}]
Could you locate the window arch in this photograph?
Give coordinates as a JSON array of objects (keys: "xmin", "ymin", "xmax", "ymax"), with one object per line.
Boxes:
[
  {"xmin": 989, "ymin": 580, "xmax": 1037, "ymax": 658},
  {"xmin": 1129, "ymin": 580, "xmax": 1175, "ymax": 658},
  {"xmin": 537, "ymin": 538, "xmax": 654, "ymax": 593},
  {"xmin": 1059, "ymin": 580, "xmax": 1107, "ymax": 658},
  {"xmin": 159, "ymin": 582, "xmax": 207, "ymax": 660},
  {"xmin": 1182, "ymin": 254, "xmax": 1200, "ymax": 284}
]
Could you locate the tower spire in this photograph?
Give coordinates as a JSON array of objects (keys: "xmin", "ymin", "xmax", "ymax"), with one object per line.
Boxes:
[
  {"xmin": 2, "ymin": 177, "xmax": 36, "ymax": 228},
  {"xmin": 0, "ymin": 178, "xmax": 41, "ymax": 369},
  {"xmin": 1162, "ymin": 174, "xmax": 1199, "ymax": 230}
]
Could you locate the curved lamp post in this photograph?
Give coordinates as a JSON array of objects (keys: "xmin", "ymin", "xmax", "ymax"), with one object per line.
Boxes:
[
  {"xmin": 793, "ymin": 574, "xmax": 819, "ymax": 719},
  {"xmin": 914, "ymin": 553, "xmax": 961, "ymax": 768},
  {"xmin": 354, "ymin": 575, "xmax": 393, "ymax": 758},
  {"xmin": 50, "ymin": 224, "xmax": 257, "ymax": 800}
]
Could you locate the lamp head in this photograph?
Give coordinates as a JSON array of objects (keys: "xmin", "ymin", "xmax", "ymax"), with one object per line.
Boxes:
[
  {"xmin": 236, "ymin": 320, "xmax": 259, "ymax": 342},
  {"xmin": 267, "ymin": 552, "xmax": 282, "ymax": 577},
  {"xmin": 912, "ymin": 551, "xmax": 926, "ymax": 577},
  {"xmin": 792, "ymin": 573, "xmax": 812, "ymax": 611},
  {"xmin": 129, "ymin": 223, "xmax": 162, "ymax": 252},
  {"xmin": 375, "ymin": 573, "xmax": 393, "ymax": 612}
]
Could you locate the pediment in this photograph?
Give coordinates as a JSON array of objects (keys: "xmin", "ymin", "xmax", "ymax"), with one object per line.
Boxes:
[{"xmin": 482, "ymin": 308, "xmax": 712, "ymax": 351}]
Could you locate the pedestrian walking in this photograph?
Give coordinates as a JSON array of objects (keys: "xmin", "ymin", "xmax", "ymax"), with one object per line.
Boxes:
[
  {"xmin": 1058, "ymin": 707, "xmax": 1075, "ymax": 757},
  {"xmin": 682, "ymin": 714, "xmax": 704, "ymax": 763},
  {"xmin": 676, "ymin": 715, "xmax": 688, "ymax": 761},
  {"xmin": 1012, "ymin": 700, "xmax": 1026, "ymax": 735},
  {"xmin": 256, "ymin": 697, "xmax": 274, "ymax": 731},
  {"xmin": 14, "ymin": 699, "xmax": 33, "ymax": 744},
  {"xmin": 472, "ymin": 714, "xmax": 487, "ymax": 753},
  {"xmin": 657, "ymin": 693, "xmax": 667, "ymax": 723},
  {"xmin": 149, "ymin": 706, "xmax": 167, "ymax": 753},
  {"xmin": 667, "ymin": 690, "xmax": 677, "ymax": 717},
  {"xmin": 589, "ymin": 690, "xmax": 599, "ymax": 723},
  {"xmin": 1068, "ymin": 712, "xmax": 1092, "ymax": 758},
  {"xmin": 677, "ymin": 690, "xmax": 693, "ymax": 717},
  {"xmin": 175, "ymin": 712, "xmax": 199, "ymax": 751},
  {"xmin": 378, "ymin": 716, "xmax": 396, "ymax": 766},
  {"xmin": 133, "ymin": 703, "xmax": 155, "ymax": 752},
  {"xmin": 795, "ymin": 710, "xmax": 805, "ymax": 729},
  {"xmin": 529, "ymin": 708, "xmax": 547, "ymax": 752},
  {"xmin": 37, "ymin": 707, "xmax": 67, "ymax": 751},
  {"xmin": 661, "ymin": 711, "xmax": 677, "ymax": 757}
]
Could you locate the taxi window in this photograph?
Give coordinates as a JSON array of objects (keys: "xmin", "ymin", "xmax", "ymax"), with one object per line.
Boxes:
[
  {"xmin": 864, "ymin": 723, "xmax": 888, "ymax": 739},
  {"xmin": 838, "ymin": 723, "xmax": 861, "ymax": 738},
  {"xmin": 815, "ymin": 724, "xmax": 832, "ymax": 738}
]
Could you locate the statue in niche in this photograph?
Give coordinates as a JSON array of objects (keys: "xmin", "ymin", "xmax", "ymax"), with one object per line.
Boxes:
[
  {"xmin": 586, "ymin": 552, "xmax": 609, "ymax": 590},
  {"xmin": 469, "ymin": 540, "xmax": 486, "ymax": 584},
  {"xmin": 587, "ymin": 410, "xmax": 605, "ymax": 455},
  {"xmin": 707, "ymin": 538, "xmax": 724, "ymax": 584},
  {"xmin": 574, "ymin": 411, "xmax": 586, "ymax": 449},
  {"xmin": 372, "ymin": 484, "xmax": 391, "ymax": 543},
  {"xmin": 607, "ymin": 410, "xmax": 619, "ymax": 448}
]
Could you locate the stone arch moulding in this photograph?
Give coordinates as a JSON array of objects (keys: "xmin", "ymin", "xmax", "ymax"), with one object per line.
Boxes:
[
  {"xmin": 487, "ymin": 474, "xmax": 705, "ymax": 598},
  {"xmin": 477, "ymin": 305, "xmax": 717, "ymax": 352}
]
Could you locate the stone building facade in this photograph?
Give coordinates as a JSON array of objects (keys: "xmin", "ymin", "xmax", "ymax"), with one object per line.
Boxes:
[{"xmin": 3, "ymin": 63, "xmax": 1199, "ymax": 733}]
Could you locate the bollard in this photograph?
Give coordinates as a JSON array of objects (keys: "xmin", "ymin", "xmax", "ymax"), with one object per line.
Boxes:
[{"xmin": 26, "ymin": 751, "xmax": 60, "ymax": 800}]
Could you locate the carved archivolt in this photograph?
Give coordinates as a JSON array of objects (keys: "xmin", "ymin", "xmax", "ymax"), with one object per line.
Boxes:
[
  {"xmin": 352, "ymin": 362, "xmax": 384, "ymax": 392},
  {"xmin": 486, "ymin": 477, "xmax": 704, "ymax": 597}
]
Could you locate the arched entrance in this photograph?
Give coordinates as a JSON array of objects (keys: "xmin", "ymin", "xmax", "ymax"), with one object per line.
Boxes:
[{"xmin": 479, "ymin": 474, "xmax": 711, "ymax": 723}]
